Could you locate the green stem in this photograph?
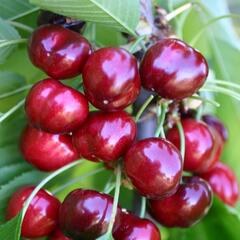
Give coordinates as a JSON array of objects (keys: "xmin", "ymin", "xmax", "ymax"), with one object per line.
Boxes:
[
  {"xmin": 190, "ymin": 94, "xmax": 220, "ymax": 107},
  {"xmin": 176, "ymin": 121, "xmax": 185, "ymax": 160},
  {"xmin": 207, "ymin": 79, "xmax": 240, "ymax": 90},
  {"xmin": 0, "ymin": 39, "xmax": 27, "ymax": 48},
  {"xmin": 22, "ymin": 160, "xmax": 83, "ymax": 219},
  {"xmin": 0, "ymin": 85, "xmax": 33, "ymax": 100},
  {"xmin": 7, "ymin": 21, "xmax": 34, "ymax": 33},
  {"xmin": 139, "ymin": 196, "xmax": 147, "ymax": 218},
  {"xmin": 135, "ymin": 95, "xmax": 154, "ymax": 121},
  {"xmin": 154, "ymin": 102, "xmax": 168, "ymax": 138},
  {"xmin": 196, "ymin": 104, "xmax": 203, "ymax": 121},
  {"xmin": 0, "ymin": 99, "xmax": 25, "ymax": 123},
  {"xmin": 9, "ymin": 7, "xmax": 40, "ymax": 21},
  {"xmin": 103, "ymin": 175, "xmax": 114, "ymax": 192},
  {"xmin": 129, "ymin": 35, "xmax": 146, "ymax": 53},
  {"xmin": 52, "ymin": 167, "xmax": 104, "ymax": 194}
]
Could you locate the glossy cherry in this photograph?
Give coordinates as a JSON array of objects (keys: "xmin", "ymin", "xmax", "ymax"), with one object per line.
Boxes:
[
  {"xmin": 25, "ymin": 78, "xmax": 89, "ymax": 134},
  {"xmin": 20, "ymin": 125, "xmax": 78, "ymax": 171},
  {"xmin": 6, "ymin": 186, "xmax": 60, "ymax": 238},
  {"xmin": 50, "ymin": 229, "xmax": 72, "ymax": 240},
  {"xmin": 199, "ymin": 162, "xmax": 239, "ymax": 206},
  {"xmin": 202, "ymin": 115, "xmax": 228, "ymax": 142},
  {"xmin": 124, "ymin": 137, "xmax": 183, "ymax": 199},
  {"xmin": 140, "ymin": 38, "xmax": 208, "ymax": 100},
  {"xmin": 149, "ymin": 176, "xmax": 212, "ymax": 228},
  {"xmin": 73, "ymin": 111, "xmax": 136, "ymax": 162},
  {"xmin": 167, "ymin": 119, "xmax": 223, "ymax": 173},
  {"xmin": 83, "ymin": 47, "xmax": 141, "ymax": 111},
  {"xmin": 113, "ymin": 211, "xmax": 161, "ymax": 240},
  {"xmin": 59, "ymin": 189, "xmax": 121, "ymax": 240},
  {"xmin": 28, "ymin": 24, "xmax": 92, "ymax": 79}
]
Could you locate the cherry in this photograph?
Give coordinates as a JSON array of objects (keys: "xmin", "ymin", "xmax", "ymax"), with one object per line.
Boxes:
[
  {"xmin": 20, "ymin": 125, "xmax": 78, "ymax": 171},
  {"xmin": 25, "ymin": 78, "xmax": 89, "ymax": 134},
  {"xmin": 50, "ymin": 229, "xmax": 72, "ymax": 240},
  {"xmin": 83, "ymin": 47, "xmax": 141, "ymax": 111},
  {"xmin": 59, "ymin": 189, "xmax": 121, "ymax": 240},
  {"xmin": 113, "ymin": 211, "xmax": 161, "ymax": 240},
  {"xmin": 202, "ymin": 115, "xmax": 228, "ymax": 142},
  {"xmin": 124, "ymin": 137, "xmax": 183, "ymax": 199},
  {"xmin": 73, "ymin": 111, "xmax": 136, "ymax": 162},
  {"xmin": 167, "ymin": 118, "xmax": 223, "ymax": 173},
  {"xmin": 140, "ymin": 38, "xmax": 208, "ymax": 100},
  {"xmin": 28, "ymin": 24, "xmax": 92, "ymax": 79},
  {"xmin": 199, "ymin": 162, "xmax": 239, "ymax": 206},
  {"xmin": 6, "ymin": 186, "xmax": 60, "ymax": 238},
  {"xmin": 149, "ymin": 176, "xmax": 212, "ymax": 228}
]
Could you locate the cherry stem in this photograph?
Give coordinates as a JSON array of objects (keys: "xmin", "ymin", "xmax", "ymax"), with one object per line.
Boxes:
[
  {"xmin": 52, "ymin": 166, "xmax": 105, "ymax": 194},
  {"xmin": 0, "ymin": 84, "xmax": 33, "ymax": 100},
  {"xmin": 9, "ymin": 7, "xmax": 40, "ymax": 21},
  {"xmin": 103, "ymin": 174, "xmax": 115, "ymax": 193},
  {"xmin": 207, "ymin": 79, "xmax": 240, "ymax": 90},
  {"xmin": 165, "ymin": 2, "xmax": 193, "ymax": 21},
  {"xmin": 105, "ymin": 163, "xmax": 122, "ymax": 239},
  {"xmin": 196, "ymin": 104, "xmax": 203, "ymax": 121},
  {"xmin": 139, "ymin": 196, "xmax": 147, "ymax": 218},
  {"xmin": 128, "ymin": 35, "xmax": 146, "ymax": 54},
  {"xmin": 190, "ymin": 94, "xmax": 220, "ymax": 107},
  {"xmin": 0, "ymin": 38, "xmax": 27, "ymax": 48},
  {"xmin": 21, "ymin": 160, "xmax": 83, "ymax": 220},
  {"xmin": 176, "ymin": 120, "xmax": 185, "ymax": 160},
  {"xmin": 135, "ymin": 95, "xmax": 155, "ymax": 121},
  {"xmin": 0, "ymin": 99, "xmax": 25, "ymax": 123},
  {"xmin": 7, "ymin": 21, "xmax": 34, "ymax": 33}
]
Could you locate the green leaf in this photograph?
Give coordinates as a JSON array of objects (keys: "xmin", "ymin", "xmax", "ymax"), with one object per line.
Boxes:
[
  {"xmin": 29, "ymin": 0, "xmax": 140, "ymax": 35},
  {"xmin": 0, "ymin": 213, "xmax": 22, "ymax": 240},
  {"xmin": 0, "ymin": 19, "xmax": 20, "ymax": 64},
  {"xmin": 0, "ymin": 0, "xmax": 37, "ymax": 21}
]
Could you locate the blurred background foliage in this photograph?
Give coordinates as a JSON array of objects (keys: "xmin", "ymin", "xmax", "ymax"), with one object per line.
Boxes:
[{"xmin": 0, "ymin": 0, "xmax": 240, "ymax": 239}]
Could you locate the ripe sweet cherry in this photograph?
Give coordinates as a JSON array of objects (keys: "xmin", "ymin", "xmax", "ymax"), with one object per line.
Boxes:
[
  {"xmin": 124, "ymin": 137, "xmax": 183, "ymax": 199},
  {"xmin": 20, "ymin": 125, "xmax": 78, "ymax": 171},
  {"xmin": 6, "ymin": 186, "xmax": 60, "ymax": 238},
  {"xmin": 28, "ymin": 24, "xmax": 92, "ymax": 79},
  {"xmin": 83, "ymin": 48, "xmax": 141, "ymax": 111},
  {"xmin": 149, "ymin": 176, "xmax": 212, "ymax": 228},
  {"xmin": 140, "ymin": 38, "xmax": 208, "ymax": 100},
  {"xmin": 25, "ymin": 78, "xmax": 89, "ymax": 134}
]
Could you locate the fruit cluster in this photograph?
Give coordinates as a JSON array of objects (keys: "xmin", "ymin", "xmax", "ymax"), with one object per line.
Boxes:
[{"xmin": 5, "ymin": 21, "xmax": 239, "ymax": 240}]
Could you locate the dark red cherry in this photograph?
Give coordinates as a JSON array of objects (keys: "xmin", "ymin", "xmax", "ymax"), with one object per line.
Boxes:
[
  {"xmin": 140, "ymin": 38, "xmax": 208, "ymax": 99},
  {"xmin": 199, "ymin": 162, "xmax": 239, "ymax": 206},
  {"xmin": 83, "ymin": 48, "xmax": 141, "ymax": 111},
  {"xmin": 50, "ymin": 229, "xmax": 72, "ymax": 240},
  {"xmin": 73, "ymin": 111, "xmax": 136, "ymax": 162},
  {"xmin": 167, "ymin": 119, "xmax": 223, "ymax": 173},
  {"xmin": 6, "ymin": 186, "xmax": 60, "ymax": 238},
  {"xmin": 59, "ymin": 189, "xmax": 121, "ymax": 240},
  {"xmin": 202, "ymin": 115, "xmax": 228, "ymax": 142},
  {"xmin": 28, "ymin": 24, "xmax": 92, "ymax": 79},
  {"xmin": 113, "ymin": 211, "xmax": 161, "ymax": 240},
  {"xmin": 25, "ymin": 78, "xmax": 89, "ymax": 134},
  {"xmin": 149, "ymin": 176, "xmax": 212, "ymax": 228},
  {"xmin": 20, "ymin": 125, "xmax": 78, "ymax": 171},
  {"xmin": 124, "ymin": 137, "xmax": 183, "ymax": 199}
]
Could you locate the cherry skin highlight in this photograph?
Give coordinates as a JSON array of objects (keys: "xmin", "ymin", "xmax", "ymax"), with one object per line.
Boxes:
[
  {"xmin": 140, "ymin": 38, "xmax": 208, "ymax": 100},
  {"xmin": 149, "ymin": 176, "xmax": 212, "ymax": 228},
  {"xmin": 28, "ymin": 24, "xmax": 92, "ymax": 79},
  {"xmin": 199, "ymin": 162, "xmax": 239, "ymax": 206},
  {"xmin": 167, "ymin": 119, "xmax": 223, "ymax": 173},
  {"xmin": 59, "ymin": 189, "xmax": 121, "ymax": 240},
  {"xmin": 113, "ymin": 211, "xmax": 161, "ymax": 240},
  {"xmin": 50, "ymin": 229, "xmax": 72, "ymax": 240},
  {"xmin": 20, "ymin": 125, "xmax": 78, "ymax": 171},
  {"xmin": 25, "ymin": 78, "xmax": 89, "ymax": 134},
  {"xmin": 83, "ymin": 47, "xmax": 141, "ymax": 111},
  {"xmin": 124, "ymin": 137, "xmax": 183, "ymax": 199},
  {"xmin": 6, "ymin": 186, "xmax": 60, "ymax": 238},
  {"xmin": 73, "ymin": 111, "xmax": 136, "ymax": 162}
]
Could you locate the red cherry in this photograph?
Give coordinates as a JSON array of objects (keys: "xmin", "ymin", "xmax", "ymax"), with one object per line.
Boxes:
[
  {"xmin": 167, "ymin": 119, "xmax": 223, "ymax": 173},
  {"xmin": 199, "ymin": 162, "xmax": 239, "ymax": 206},
  {"xmin": 28, "ymin": 24, "xmax": 92, "ymax": 79},
  {"xmin": 73, "ymin": 111, "xmax": 136, "ymax": 162},
  {"xmin": 113, "ymin": 211, "xmax": 161, "ymax": 240},
  {"xmin": 20, "ymin": 125, "xmax": 78, "ymax": 171},
  {"xmin": 6, "ymin": 186, "xmax": 60, "ymax": 238},
  {"xmin": 149, "ymin": 176, "xmax": 212, "ymax": 228},
  {"xmin": 25, "ymin": 78, "xmax": 89, "ymax": 134},
  {"xmin": 140, "ymin": 38, "xmax": 208, "ymax": 99},
  {"xmin": 59, "ymin": 189, "xmax": 121, "ymax": 239},
  {"xmin": 202, "ymin": 115, "xmax": 228, "ymax": 142},
  {"xmin": 124, "ymin": 137, "xmax": 183, "ymax": 199},
  {"xmin": 50, "ymin": 229, "xmax": 72, "ymax": 240},
  {"xmin": 83, "ymin": 48, "xmax": 141, "ymax": 111}
]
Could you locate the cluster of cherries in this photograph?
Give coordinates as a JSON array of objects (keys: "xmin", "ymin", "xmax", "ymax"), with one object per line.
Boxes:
[{"xmin": 5, "ymin": 19, "xmax": 239, "ymax": 240}]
